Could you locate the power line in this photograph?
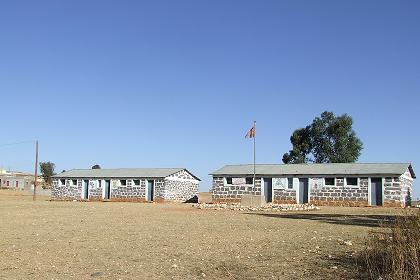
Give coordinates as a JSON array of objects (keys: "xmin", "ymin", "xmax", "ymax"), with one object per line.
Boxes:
[{"xmin": 0, "ymin": 140, "xmax": 37, "ymax": 149}]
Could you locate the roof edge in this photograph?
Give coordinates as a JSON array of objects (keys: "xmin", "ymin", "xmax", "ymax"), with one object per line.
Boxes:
[
  {"xmin": 408, "ymin": 164, "xmax": 416, "ymax": 179},
  {"xmin": 167, "ymin": 168, "xmax": 201, "ymax": 181},
  {"xmin": 52, "ymin": 167, "xmax": 201, "ymax": 180},
  {"xmin": 209, "ymin": 163, "xmax": 415, "ymax": 176}
]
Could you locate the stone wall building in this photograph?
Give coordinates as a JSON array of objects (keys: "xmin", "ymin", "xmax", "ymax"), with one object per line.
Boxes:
[
  {"xmin": 210, "ymin": 163, "xmax": 415, "ymax": 207},
  {"xmin": 52, "ymin": 168, "xmax": 200, "ymax": 202}
]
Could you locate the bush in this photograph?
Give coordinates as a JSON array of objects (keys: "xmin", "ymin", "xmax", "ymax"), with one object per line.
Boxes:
[{"xmin": 359, "ymin": 211, "xmax": 420, "ymax": 280}]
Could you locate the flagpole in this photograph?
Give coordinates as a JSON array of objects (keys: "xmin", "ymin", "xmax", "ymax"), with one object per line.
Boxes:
[{"xmin": 253, "ymin": 121, "xmax": 256, "ymax": 203}]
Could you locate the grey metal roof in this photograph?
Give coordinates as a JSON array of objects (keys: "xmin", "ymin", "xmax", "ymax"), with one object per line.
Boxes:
[
  {"xmin": 53, "ymin": 168, "xmax": 200, "ymax": 180},
  {"xmin": 210, "ymin": 163, "xmax": 415, "ymax": 178}
]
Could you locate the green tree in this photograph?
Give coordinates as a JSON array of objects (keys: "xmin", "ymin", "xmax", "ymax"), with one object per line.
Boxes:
[
  {"xmin": 92, "ymin": 164, "xmax": 101, "ymax": 169},
  {"xmin": 282, "ymin": 111, "xmax": 363, "ymax": 164},
  {"xmin": 39, "ymin": 161, "xmax": 56, "ymax": 185},
  {"xmin": 282, "ymin": 126, "xmax": 312, "ymax": 164}
]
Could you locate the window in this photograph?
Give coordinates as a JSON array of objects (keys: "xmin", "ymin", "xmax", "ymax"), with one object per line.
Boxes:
[
  {"xmin": 325, "ymin": 177, "xmax": 335, "ymax": 185},
  {"xmin": 225, "ymin": 177, "xmax": 232, "ymax": 184},
  {"xmin": 133, "ymin": 179, "xmax": 140, "ymax": 186},
  {"xmin": 245, "ymin": 177, "xmax": 253, "ymax": 184},
  {"xmin": 98, "ymin": 180, "xmax": 102, "ymax": 188},
  {"xmin": 16, "ymin": 181, "xmax": 19, "ymax": 188},
  {"xmin": 287, "ymin": 177, "xmax": 293, "ymax": 189},
  {"xmin": 346, "ymin": 177, "xmax": 358, "ymax": 186},
  {"xmin": 72, "ymin": 180, "xmax": 77, "ymax": 185},
  {"xmin": 120, "ymin": 180, "xmax": 127, "ymax": 186},
  {"xmin": 60, "ymin": 179, "xmax": 66, "ymax": 185},
  {"xmin": 7, "ymin": 181, "xmax": 9, "ymax": 186}
]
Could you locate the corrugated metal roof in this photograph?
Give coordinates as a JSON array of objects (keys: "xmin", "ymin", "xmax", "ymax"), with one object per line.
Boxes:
[
  {"xmin": 210, "ymin": 163, "xmax": 415, "ymax": 178},
  {"xmin": 53, "ymin": 168, "xmax": 199, "ymax": 179}
]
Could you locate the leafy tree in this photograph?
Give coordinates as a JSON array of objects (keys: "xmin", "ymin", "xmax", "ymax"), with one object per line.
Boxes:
[
  {"xmin": 39, "ymin": 161, "xmax": 56, "ymax": 185},
  {"xmin": 283, "ymin": 111, "xmax": 363, "ymax": 164},
  {"xmin": 282, "ymin": 126, "xmax": 312, "ymax": 164},
  {"xmin": 92, "ymin": 164, "xmax": 101, "ymax": 169}
]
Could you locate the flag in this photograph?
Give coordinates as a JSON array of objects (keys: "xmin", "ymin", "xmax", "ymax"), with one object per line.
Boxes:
[{"xmin": 245, "ymin": 125, "xmax": 256, "ymax": 138}]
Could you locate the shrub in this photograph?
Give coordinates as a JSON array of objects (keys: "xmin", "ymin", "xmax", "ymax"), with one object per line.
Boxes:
[{"xmin": 359, "ymin": 211, "xmax": 420, "ymax": 280}]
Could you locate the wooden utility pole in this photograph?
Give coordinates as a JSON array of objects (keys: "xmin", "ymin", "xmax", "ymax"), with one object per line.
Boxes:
[{"xmin": 33, "ymin": 140, "xmax": 38, "ymax": 201}]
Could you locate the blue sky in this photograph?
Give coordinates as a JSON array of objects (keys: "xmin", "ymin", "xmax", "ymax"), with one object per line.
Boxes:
[{"xmin": 0, "ymin": 0, "xmax": 419, "ymax": 197}]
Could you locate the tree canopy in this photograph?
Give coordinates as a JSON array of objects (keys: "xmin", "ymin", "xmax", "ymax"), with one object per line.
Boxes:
[
  {"xmin": 39, "ymin": 161, "xmax": 56, "ymax": 185},
  {"xmin": 92, "ymin": 164, "xmax": 101, "ymax": 169},
  {"xmin": 282, "ymin": 111, "xmax": 363, "ymax": 164}
]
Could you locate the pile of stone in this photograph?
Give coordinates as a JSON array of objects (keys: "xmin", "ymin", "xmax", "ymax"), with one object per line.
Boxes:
[{"xmin": 192, "ymin": 203, "xmax": 319, "ymax": 212}]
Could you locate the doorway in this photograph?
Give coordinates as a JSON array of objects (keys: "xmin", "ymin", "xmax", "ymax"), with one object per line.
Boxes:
[
  {"xmin": 147, "ymin": 180, "xmax": 154, "ymax": 202},
  {"xmin": 298, "ymin": 178, "xmax": 309, "ymax": 204},
  {"xmin": 370, "ymin": 178, "xmax": 383, "ymax": 206},
  {"xmin": 83, "ymin": 180, "xmax": 89, "ymax": 200},
  {"xmin": 263, "ymin": 178, "xmax": 273, "ymax": 203},
  {"xmin": 104, "ymin": 180, "xmax": 111, "ymax": 200}
]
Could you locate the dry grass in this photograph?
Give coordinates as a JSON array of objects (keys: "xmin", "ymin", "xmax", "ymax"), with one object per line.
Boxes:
[
  {"xmin": 359, "ymin": 211, "xmax": 420, "ymax": 280},
  {"xmin": 198, "ymin": 192, "xmax": 212, "ymax": 204},
  {"xmin": 0, "ymin": 190, "xmax": 413, "ymax": 279}
]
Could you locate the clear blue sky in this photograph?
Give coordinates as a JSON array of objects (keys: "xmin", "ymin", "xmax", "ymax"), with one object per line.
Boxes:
[{"xmin": 0, "ymin": 0, "xmax": 419, "ymax": 198}]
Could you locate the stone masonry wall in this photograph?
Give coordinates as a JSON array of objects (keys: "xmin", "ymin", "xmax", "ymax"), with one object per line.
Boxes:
[
  {"xmin": 167, "ymin": 170, "xmax": 197, "ymax": 181},
  {"xmin": 162, "ymin": 170, "xmax": 199, "ymax": 202},
  {"xmin": 163, "ymin": 179, "xmax": 199, "ymax": 201},
  {"xmin": 52, "ymin": 174, "xmax": 198, "ymax": 203},
  {"xmin": 110, "ymin": 179, "xmax": 147, "ymax": 202},
  {"xmin": 211, "ymin": 171, "xmax": 415, "ymax": 207},
  {"xmin": 154, "ymin": 179, "xmax": 165, "ymax": 202},
  {"xmin": 87, "ymin": 178, "xmax": 165, "ymax": 202},
  {"xmin": 383, "ymin": 177, "xmax": 402, "ymax": 207},
  {"xmin": 400, "ymin": 177, "xmax": 413, "ymax": 207},
  {"xmin": 51, "ymin": 179, "xmax": 82, "ymax": 200},
  {"xmin": 399, "ymin": 168, "xmax": 414, "ymax": 207},
  {"xmin": 88, "ymin": 180, "xmax": 103, "ymax": 200},
  {"xmin": 212, "ymin": 177, "xmax": 262, "ymax": 203},
  {"xmin": 52, "ymin": 178, "xmax": 148, "ymax": 202},
  {"xmin": 273, "ymin": 189, "xmax": 296, "ymax": 204},
  {"xmin": 310, "ymin": 177, "xmax": 369, "ymax": 206}
]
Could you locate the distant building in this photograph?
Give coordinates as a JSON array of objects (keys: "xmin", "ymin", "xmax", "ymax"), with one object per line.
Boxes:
[
  {"xmin": 210, "ymin": 163, "xmax": 415, "ymax": 207},
  {"xmin": 52, "ymin": 168, "xmax": 200, "ymax": 202},
  {"xmin": 0, "ymin": 170, "xmax": 35, "ymax": 190}
]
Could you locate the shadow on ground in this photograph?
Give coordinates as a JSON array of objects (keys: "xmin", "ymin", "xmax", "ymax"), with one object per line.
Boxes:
[
  {"xmin": 243, "ymin": 212, "xmax": 396, "ymax": 228},
  {"xmin": 319, "ymin": 252, "xmax": 367, "ymax": 279}
]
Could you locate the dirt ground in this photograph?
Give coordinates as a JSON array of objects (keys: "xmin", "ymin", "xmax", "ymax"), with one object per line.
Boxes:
[{"xmin": 0, "ymin": 190, "xmax": 412, "ymax": 280}]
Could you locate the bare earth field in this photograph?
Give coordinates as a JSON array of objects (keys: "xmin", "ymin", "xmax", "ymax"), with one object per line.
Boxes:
[{"xmin": 0, "ymin": 190, "xmax": 409, "ymax": 280}]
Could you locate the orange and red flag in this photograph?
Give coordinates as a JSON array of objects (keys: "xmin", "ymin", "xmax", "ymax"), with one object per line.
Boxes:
[{"xmin": 245, "ymin": 125, "xmax": 256, "ymax": 138}]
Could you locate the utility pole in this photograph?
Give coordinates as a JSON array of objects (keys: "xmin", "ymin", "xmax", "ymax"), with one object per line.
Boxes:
[{"xmin": 33, "ymin": 140, "xmax": 38, "ymax": 201}]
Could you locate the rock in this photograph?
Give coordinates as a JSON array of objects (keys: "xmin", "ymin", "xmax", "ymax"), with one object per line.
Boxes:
[{"xmin": 192, "ymin": 202, "xmax": 320, "ymax": 212}]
